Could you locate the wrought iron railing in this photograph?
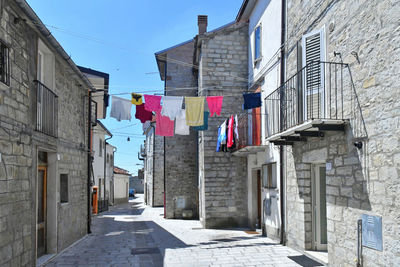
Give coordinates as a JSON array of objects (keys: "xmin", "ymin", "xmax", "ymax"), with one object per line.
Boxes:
[
  {"xmin": 232, "ymin": 112, "xmax": 263, "ymax": 151},
  {"xmin": 34, "ymin": 80, "xmax": 58, "ymax": 137},
  {"xmin": 98, "ymin": 199, "xmax": 109, "ymax": 213},
  {"xmin": 265, "ymin": 61, "xmax": 350, "ymax": 136}
]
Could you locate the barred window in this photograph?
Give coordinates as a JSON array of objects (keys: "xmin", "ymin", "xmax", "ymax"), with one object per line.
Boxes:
[{"xmin": 0, "ymin": 41, "xmax": 9, "ymax": 85}]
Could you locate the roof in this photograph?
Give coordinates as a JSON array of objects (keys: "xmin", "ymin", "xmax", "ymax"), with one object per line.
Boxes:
[
  {"xmin": 154, "ymin": 39, "xmax": 194, "ymax": 81},
  {"xmin": 236, "ymin": 0, "xmax": 257, "ymax": 22},
  {"xmin": 94, "ymin": 120, "xmax": 112, "ymax": 137},
  {"xmin": 114, "ymin": 166, "xmax": 130, "ymax": 175}
]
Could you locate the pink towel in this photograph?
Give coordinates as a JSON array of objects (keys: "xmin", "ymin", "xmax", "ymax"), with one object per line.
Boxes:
[
  {"xmin": 155, "ymin": 111, "xmax": 174, "ymax": 137},
  {"xmin": 206, "ymin": 96, "xmax": 223, "ymax": 117},
  {"xmin": 144, "ymin": 95, "xmax": 162, "ymax": 112}
]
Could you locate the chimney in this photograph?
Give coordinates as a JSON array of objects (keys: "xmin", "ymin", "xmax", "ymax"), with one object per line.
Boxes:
[{"xmin": 198, "ymin": 15, "xmax": 208, "ymax": 35}]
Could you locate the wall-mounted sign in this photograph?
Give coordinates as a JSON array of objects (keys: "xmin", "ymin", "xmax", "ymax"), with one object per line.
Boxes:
[
  {"xmin": 362, "ymin": 214, "xmax": 383, "ymax": 251},
  {"xmin": 176, "ymin": 197, "xmax": 185, "ymax": 209},
  {"xmin": 326, "ymin": 162, "xmax": 332, "ymax": 171}
]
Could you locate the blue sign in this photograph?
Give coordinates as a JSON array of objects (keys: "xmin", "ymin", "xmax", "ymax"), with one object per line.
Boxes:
[{"xmin": 362, "ymin": 214, "xmax": 383, "ymax": 251}]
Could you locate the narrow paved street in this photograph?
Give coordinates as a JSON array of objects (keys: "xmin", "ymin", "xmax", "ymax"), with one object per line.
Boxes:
[{"xmin": 45, "ymin": 195, "xmax": 323, "ymax": 267}]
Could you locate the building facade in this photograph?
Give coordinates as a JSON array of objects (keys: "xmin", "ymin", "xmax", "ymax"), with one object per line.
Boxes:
[
  {"xmin": 142, "ymin": 123, "xmax": 164, "ymax": 207},
  {"xmin": 92, "ymin": 121, "xmax": 112, "ymax": 210},
  {"xmin": 0, "ymin": 0, "xmax": 93, "ymax": 265},
  {"xmin": 234, "ymin": 0, "xmax": 283, "ymax": 239},
  {"xmin": 263, "ymin": 0, "xmax": 400, "ymax": 266},
  {"xmin": 155, "ymin": 39, "xmax": 199, "ymax": 219},
  {"xmin": 195, "ymin": 19, "xmax": 249, "ymax": 228},
  {"xmin": 113, "ymin": 167, "xmax": 130, "ymax": 204}
]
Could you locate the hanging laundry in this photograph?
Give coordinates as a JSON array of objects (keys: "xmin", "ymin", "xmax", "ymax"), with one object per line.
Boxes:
[
  {"xmin": 175, "ymin": 109, "xmax": 190, "ymax": 135},
  {"xmin": 216, "ymin": 119, "xmax": 227, "ymax": 152},
  {"xmin": 110, "ymin": 96, "xmax": 132, "ymax": 121},
  {"xmin": 161, "ymin": 96, "xmax": 183, "ymax": 120},
  {"xmin": 185, "ymin": 97, "xmax": 205, "ymax": 126},
  {"xmin": 216, "ymin": 126, "xmax": 222, "ymax": 152},
  {"xmin": 135, "ymin": 103, "xmax": 153, "ymax": 123},
  {"xmin": 193, "ymin": 111, "xmax": 209, "ymax": 131},
  {"xmin": 243, "ymin": 92, "xmax": 261, "ymax": 110},
  {"xmin": 131, "ymin": 93, "xmax": 143, "ymax": 105},
  {"xmin": 144, "ymin": 95, "xmax": 162, "ymax": 112},
  {"xmin": 207, "ymin": 96, "xmax": 224, "ymax": 117},
  {"xmin": 155, "ymin": 111, "xmax": 174, "ymax": 137},
  {"xmin": 227, "ymin": 115, "xmax": 235, "ymax": 148},
  {"xmin": 234, "ymin": 114, "xmax": 239, "ymax": 140}
]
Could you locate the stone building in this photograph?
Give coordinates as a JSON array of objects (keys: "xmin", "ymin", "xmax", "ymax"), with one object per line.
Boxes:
[
  {"xmin": 263, "ymin": 0, "xmax": 400, "ymax": 265},
  {"xmin": 154, "ymin": 39, "xmax": 199, "ymax": 219},
  {"xmin": 194, "ymin": 19, "xmax": 249, "ymax": 228},
  {"xmin": 0, "ymin": 0, "xmax": 94, "ymax": 265},
  {"xmin": 142, "ymin": 122, "xmax": 164, "ymax": 207}
]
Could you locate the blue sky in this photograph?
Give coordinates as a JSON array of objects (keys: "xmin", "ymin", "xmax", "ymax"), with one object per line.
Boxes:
[{"xmin": 27, "ymin": 0, "xmax": 244, "ymax": 175}]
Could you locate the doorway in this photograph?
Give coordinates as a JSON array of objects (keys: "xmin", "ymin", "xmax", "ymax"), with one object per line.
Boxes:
[
  {"xmin": 312, "ymin": 164, "xmax": 327, "ymax": 251},
  {"xmin": 37, "ymin": 166, "xmax": 47, "ymax": 257}
]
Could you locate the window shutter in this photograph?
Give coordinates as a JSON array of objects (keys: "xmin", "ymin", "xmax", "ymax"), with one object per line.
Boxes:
[{"xmin": 302, "ymin": 28, "xmax": 325, "ymax": 120}]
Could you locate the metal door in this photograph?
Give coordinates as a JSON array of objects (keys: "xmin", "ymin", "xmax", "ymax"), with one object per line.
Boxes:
[{"xmin": 37, "ymin": 166, "xmax": 47, "ymax": 257}]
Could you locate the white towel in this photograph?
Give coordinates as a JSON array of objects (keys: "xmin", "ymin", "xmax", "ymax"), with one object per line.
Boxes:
[
  {"xmin": 161, "ymin": 96, "xmax": 183, "ymax": 120},
  {"xmin": 110, "ymin": 96, "xmax": 132, "ymax": 121},
  {"xmin": 175, "ymin": 109, "xmax": 190, "ymax": 135}
]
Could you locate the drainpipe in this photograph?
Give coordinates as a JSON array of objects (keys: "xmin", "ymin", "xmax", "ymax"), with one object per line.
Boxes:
[
  {"xmin": 151, "ymin": 125, "xmax": 156, "ymax": 208},
  {"xmin": 87, "ymin": 90, "xmax": 92, "ymax": 234},
  {"xmin": 163, "ymin": 61, "xmax": 167, "ymax": 218},
  {"xmin": 279, "ymin": 0, "xmax": 287, "ymax": 245},
  {"xmin": 104, "ymin": 136, "xmax": 113, "ymax": 207}
]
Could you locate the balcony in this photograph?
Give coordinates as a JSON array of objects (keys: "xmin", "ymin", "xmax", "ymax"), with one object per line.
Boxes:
[
  {"xmin": 265, "ymin": 61, "xmax": 355, "ymax": 145},
  {"xmin": 34, "ymin": 80, "xmax": 58, "ymax": 137},
  {"xmin": 232, "ymin": 113, "xmax": 267, "ymax": 156}
]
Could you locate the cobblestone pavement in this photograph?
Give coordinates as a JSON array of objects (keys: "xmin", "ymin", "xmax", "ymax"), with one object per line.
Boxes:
[{"xmin": 45, "ymin": 195, "xmax": 324, "ymax": 267}]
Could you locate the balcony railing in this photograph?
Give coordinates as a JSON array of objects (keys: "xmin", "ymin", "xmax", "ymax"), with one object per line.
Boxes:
[
  {"xmin": 34, "ymin": 80, "xmax": 58, "ymax": 137},
  {"xmin": 265, "ymin": 61, "xmax": 351, "ymax": 137}
]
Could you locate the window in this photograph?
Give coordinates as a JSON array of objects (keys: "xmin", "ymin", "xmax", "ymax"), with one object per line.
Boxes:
[
  {"xmin": 60, "ymin": 174, "xmax": 68, "ymax": 203},
  {"xmin": 254, "ymin": 25, "xmax": 262, "ymax": 62},
  {"xmin": 99, "ymin": 139, "xmax": 103, "ymax": 157},
  {"xmin": 262, "ymin": 163, "xmax": 277, "ymax": 188},
  {"xmin": 0, "ymin": 41, "xmax": 9, "ymax": 86}
]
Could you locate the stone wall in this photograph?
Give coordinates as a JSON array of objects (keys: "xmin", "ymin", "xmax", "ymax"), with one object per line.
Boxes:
[
  {"xmin": 144, "ymin": 125, "xmax": 164, "ymax": 207},
  {"xmin": 163, "ymin": 41, "xmax": 199, "ymax": 219},
  {"xmin": 0, "ymin": 1, "xmax": 89, "ymax": 265},
  {"xmin": 197, "ymin": 22, "xmax": 249, "ymax": 228},
  {"xmin": 285, "ymin": 0, "xmax": 400, "ymax": 265}
]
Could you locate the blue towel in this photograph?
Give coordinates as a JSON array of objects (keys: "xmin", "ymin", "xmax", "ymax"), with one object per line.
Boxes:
[
  {"xmin": 194, "ymin": 111, "xmax": 209, "ymax": 131},
  {"xmin": 243, "ymin": 92, "xmax": 261, "ymax": 109}
]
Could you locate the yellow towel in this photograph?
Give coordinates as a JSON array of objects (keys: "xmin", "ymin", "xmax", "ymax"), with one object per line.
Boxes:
[
  {"xmin": 131, "ymin": 93, "xmax": 143, "ymax": 105},
  {"xmin": 185, "ymin": 97, "xmax": 205, "ymax": 126}
]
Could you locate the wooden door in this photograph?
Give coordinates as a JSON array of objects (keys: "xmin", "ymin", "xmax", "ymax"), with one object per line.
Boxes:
[{"xmin": 37, "ymin": 166, "xmax": 47, "ymax": 257}]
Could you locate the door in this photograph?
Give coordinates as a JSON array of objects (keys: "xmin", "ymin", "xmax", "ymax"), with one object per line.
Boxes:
[
  {"xmin": 302, "ymin": 27, "xmax": 326, "ymax": 120},
  {"xmin": 312, "ymin": 164, "xmax": 327, "ymax": 251},
  {"xmin": 37, "ymin": 166, "xmax": 47, "ymax": 257},
  {"xmin": 257, "ymin": 170, "xmax": 262, "ymax": 228}
]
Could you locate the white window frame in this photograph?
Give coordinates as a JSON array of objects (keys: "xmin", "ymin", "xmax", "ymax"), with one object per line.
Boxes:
[{"xmin": 254, "ymin": 25, "xmax": 262, "ymax": 63}]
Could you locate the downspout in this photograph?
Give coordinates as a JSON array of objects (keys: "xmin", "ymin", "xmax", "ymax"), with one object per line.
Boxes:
[
  {"xmin": 279, "ymin": 0, "xmax": 287, "ymax": 245},
  {"xmin": 104, "ymin": 136, "xmax": 113, "ymax": 206},
  {"xmin": 151, "ymin": 125, "xmax": 156, "ymax": 208},
  {"xmin": 163, "ymin": 61, "xmax": 167, "ymax": 218},
  {"xmin": 112, "ymin": 146, "xmax": 117, "ymax": 204},
  {"xmin": 87, "ymin": 91, "xmax": 92, "ymax": 234}
]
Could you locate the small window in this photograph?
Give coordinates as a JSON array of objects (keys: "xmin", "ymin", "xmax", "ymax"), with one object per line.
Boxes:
[
  {"xmin": 254, "ymin": 26, "xmax": 262, "ymax": 62},
  {"xmin": 262, "ymin": 163, "xmax": 277, "ymax": 188},
  {"xmin": 60, "ymin": 174, "xmax": 68, "ymax": 203},
  {"xmin": 99, "ymin": 139, "xmax": 103, "ymax": 157},
  {"xmin": 0, "ymin": 41, "xmax": 10, "ymax": 85}
]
